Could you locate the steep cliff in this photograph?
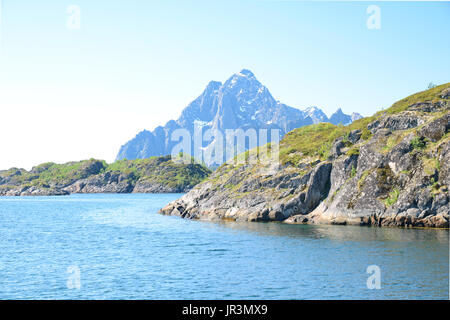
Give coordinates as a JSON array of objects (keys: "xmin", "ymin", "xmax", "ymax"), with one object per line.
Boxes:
[{"xmin": 160, "ymin": 84, "xmax": 450, "ymax": 228}]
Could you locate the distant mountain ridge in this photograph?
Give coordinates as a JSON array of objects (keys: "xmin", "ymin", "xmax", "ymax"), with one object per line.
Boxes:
[{"xmin": 116, "ymin": 69, "xmax": 362, "ymax": 166}]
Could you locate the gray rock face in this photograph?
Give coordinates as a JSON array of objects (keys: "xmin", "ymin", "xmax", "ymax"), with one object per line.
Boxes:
[
  {"xmin": 368, "ymin": 112, "xmax": 424, "ymax": 133},
  {"xmin": 132, "ymin": 181, "xmax": 186, "ymax": 193},
  {"xmin": 160, "ymin": 86, "xmax": 450, "ymax": 228},
  {"xmin": 0, "ymin": 186, "xmax": 69, "ymax": 196},
  {"xmin": 419, "ymin": 113, "xmax": 450, "ymax": 142},
  {"xmin": 117, "ymin": 70, "xmax": 360, "ymax": 166},
  {"xmin": 63, "ymin": 172, "xmax": 135, "ymax": 194}
]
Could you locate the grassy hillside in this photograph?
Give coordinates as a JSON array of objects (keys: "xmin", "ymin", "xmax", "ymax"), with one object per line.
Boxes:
[
  {"xmin": 0, "ymin": 155, "xmax": 211, "ymax": 192},
  {"xmin": 279, "ymin": 83, "xmax": 450, "ymax": 166},
  {"xmin": 105, "ymin": 156, "xmax": 211, "ymax": 190}
]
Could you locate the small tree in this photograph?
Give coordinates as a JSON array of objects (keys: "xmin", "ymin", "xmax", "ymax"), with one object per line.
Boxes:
[{"xmin": 428, "ymin": 82, "xmax": 437, "ymax": 89}]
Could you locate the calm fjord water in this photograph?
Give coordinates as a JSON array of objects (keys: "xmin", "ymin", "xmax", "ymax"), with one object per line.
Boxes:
[{"xmin": 0, "ymin": 193, "xmax": 448, "ymax": 300}]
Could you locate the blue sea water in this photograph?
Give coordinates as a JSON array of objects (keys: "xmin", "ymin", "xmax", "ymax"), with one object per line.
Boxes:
[{"xmin": 0, "ymin": 193, "xmax": 448, "ymax": 300}]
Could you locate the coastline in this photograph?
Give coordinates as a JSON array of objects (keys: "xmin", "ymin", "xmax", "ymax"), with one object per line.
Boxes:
[
  {"xmin": 159, "ymin": 85, "xmax": 450, "ymax": 229},
  {"xmin": 0, "ymin": 156, "xmax": 211, "ymax": 197}
]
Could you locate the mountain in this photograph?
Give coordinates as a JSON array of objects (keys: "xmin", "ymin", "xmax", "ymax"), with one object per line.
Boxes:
[
  {"xmin": 305, "ymin": 106, "xmax": 363, "ymax": 125},
  {"xmin": 160, "ymin": 83, "xmax": 450, "ymax": 228},
  {"xmin": 303, "ymin": 106, "xmax": 329, "ymax": 123},
  {"xmin": 0, "ymin": 156, "xmax": 211, "ymax": 196},
  {"xmin": 117, "ymin": 69, "xmax": 359, "ymax": 166},
  {"xmin": 329, "ymin": 108, "xmax": 363, "ymax": 125},
  {"xmin": 351, "ymin": 112, "xmax": 363, "ymax": 122}
]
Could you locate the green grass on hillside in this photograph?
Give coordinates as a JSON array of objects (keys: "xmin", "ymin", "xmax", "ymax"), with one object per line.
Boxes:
[
  {"xmin": 278, "ymin": 83, "xmax": 449, "ymax": 166},
  {"xmin": 382, "ymin": 83, "xmax": 449, "ymax": 115},
  {"xmin": 279, "ymin": 116, "xmax": 375, "ymax": 165},
  {"xmin": 106, "ymin": 155, "xmax": 211, "ymax": 189},
  {"xmin": 0, "ymin": 155, "xmax": 211, "ymax": 190}
]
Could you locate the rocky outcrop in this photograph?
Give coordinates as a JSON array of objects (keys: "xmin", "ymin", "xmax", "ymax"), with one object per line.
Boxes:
[
  {"xmin": 132, "ymin": 179, "xmax": 191, "ymax": 193},
  {"xmin": 367, "ymin": 112, "xmax": 424, "ymax": 133},
  {"xmin": 0, "ymin": 186, "xmax": 69, "ymax": 196},
  {"xmin": 0, "ymin": 156, "xmax": 211, "ymax": 196},
  {"xmin": 160, "ymin": 84, "xmax": 450, "ymax": 228},
  {"xmin": 63, "ymin": 172, "xmax": 136, "ymax": 194}
]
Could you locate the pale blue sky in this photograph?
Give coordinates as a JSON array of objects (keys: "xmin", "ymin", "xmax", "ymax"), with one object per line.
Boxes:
[{"xmin": 0, "ymin": 1, "xmax": 449, "ymax": 169}]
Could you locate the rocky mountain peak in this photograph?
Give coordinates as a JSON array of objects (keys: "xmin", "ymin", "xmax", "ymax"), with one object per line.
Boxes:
[
  {"xmin": 303, "ymin": 106, "xmax": 329, "ymax": 123},
  {"xmin": 330, "ymin": 107, "xmax": 352, "ymax": 125},
  {"xmin": 351, "ymin": 112, "xmax": 363, "ymax": 121},
  {"xmin": 116, "ymin": 70, "xmax": 361, "ymax": 165},
  {"xmin": 224, "ymin": 69, "xmax": 262, "ymax": 91},
  {"xmin": 206, "ymin": 80, "xmax": 222, "ymax": 91},
  {"xmin": 237, "ymin": 69, "xmax": 255, "ymax": 77}
]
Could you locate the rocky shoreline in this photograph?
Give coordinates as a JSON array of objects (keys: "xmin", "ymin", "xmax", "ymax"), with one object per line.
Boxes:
[
  {"xmin": 160, "ymin": 85, "xmax": 450, "ymax": 228},
  {"xmin": 0, "ymin": 156, "xmax": 211, "ymax": 196},
  {"xmin": 0, "ymin": 175, "xmax": 192, "ymax": 196}
]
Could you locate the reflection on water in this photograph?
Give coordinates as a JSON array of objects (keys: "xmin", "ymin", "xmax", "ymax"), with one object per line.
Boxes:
[
  {"xmin": 0, "ymin": 193, "xmax": 448, "ymax": 300},
  {"xmin": 215, "ymin": 220, "xmax": 450, "ymax": 243}
]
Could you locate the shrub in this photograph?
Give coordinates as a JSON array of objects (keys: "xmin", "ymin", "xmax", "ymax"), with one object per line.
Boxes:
[
  {"xmin": 347, "ymin": 147, "xmax": 360, "ymax": 157},
  {"xmin": 350, "ymin": 166, "xmax": 357, "ymax": 178},
  {"xmin": 384, "ymin": 188, "xmax": 399, "ymax": 207},
  {"xmin": 410, "ymin": 137, "xmax": 427, "ymax": 150}
]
